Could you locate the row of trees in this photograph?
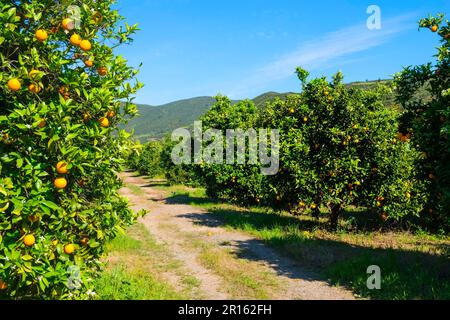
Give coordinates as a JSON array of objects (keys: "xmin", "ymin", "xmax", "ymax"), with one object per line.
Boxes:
[{"xmin": 130, "ymin": 15, "xmax": 449, "ymax": 232}]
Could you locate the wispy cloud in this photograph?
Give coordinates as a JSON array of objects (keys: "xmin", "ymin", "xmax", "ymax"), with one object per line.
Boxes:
[{"xmin": 227, "ymin": 13, "xmax": 416, "ymax": 97}]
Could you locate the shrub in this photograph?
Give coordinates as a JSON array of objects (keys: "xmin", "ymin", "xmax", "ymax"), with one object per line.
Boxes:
[{"xmin": 0, "ymin": 1, "xmax": 141, "ymax": 299}]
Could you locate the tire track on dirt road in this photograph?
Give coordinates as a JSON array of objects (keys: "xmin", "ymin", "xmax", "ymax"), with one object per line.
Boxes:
[{"xmin": 119, "ymin": 172, "xmax": 356, "ymax": 300}]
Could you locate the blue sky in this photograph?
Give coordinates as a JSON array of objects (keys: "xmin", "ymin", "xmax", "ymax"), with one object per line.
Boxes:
[{"xmin": 115, "ymin": 0, "xmax": 450, "ymax": 105}]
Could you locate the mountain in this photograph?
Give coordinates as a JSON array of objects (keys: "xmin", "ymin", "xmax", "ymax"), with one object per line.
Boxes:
[
  {"xmin": 127, "ymin": 94, "xmax": 291, "ymax": 141},
  {"xmin": 128, "ymin": 97, "xmax": 218, "ymax": 141},
  {"xmin": 127, "ymin": 79, "xmax": 415, "ymax": 142}
]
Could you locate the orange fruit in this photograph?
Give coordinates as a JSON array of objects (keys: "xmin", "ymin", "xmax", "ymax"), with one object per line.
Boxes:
[
  {"xmin": 0, "ymin": 279, "xmax": 7, "ymax": 290},
  {"xmin": 24, "ymin": 234, "xmax": 36, "ymax": 247},
  {"xmin": 35, "ymin": 29, "xmax": 48, "ymax": 42},
  {"xmin": 62, "ymin": 18, "xmax": 74, "ymax": 31},
  {"xmin": 56, "ymin": 161, "xmax": 69, "ymax": 174},
  {"xmin": 54, "ymin": 177, "xmax": 68, "ymax": 189},
  {"xmin": 97, "ymin": 67, "xmax": 108, "ymax": 76},
  {"xmin": 38, "ymin": 119, "xmax": 47, "ymax": 128},
  {"xmin": 7, "ymin": 78, "xmax": 21, "ymax": 91},
  {"xmin": 85, "ymin": 59, "xmax": 94, "ymax": 68},
  {"xmin": 70, "ymin": 33, "xmax": 82, "ymax": 46},
  {"xmin": 79, "ymin": 40, "xmax": 92, "ymax": 51},
  {"xmin": 431, "ymin": 25, "xmax": 439, "ymax": 32},
  {"xmin": 310, "ymin": 203, "xmax": 317, "ymax": 210},
  {"xmin": 64, "ymin": 244, "xmax": 75, "ymax": 255},
  {"xmin": 59, "ymin": 86, "xmax": 69, "ymax": 95},
  {"xmin": 106, "ymin": 110, "xmax": 116, "ymax": 118},
  {"xmin": 28, "ymin": 84, "xmax": 42, "ymax": 94},
  {"xmin": 99, "ymin": 117, "xmax": 109, "ymax": 128}
]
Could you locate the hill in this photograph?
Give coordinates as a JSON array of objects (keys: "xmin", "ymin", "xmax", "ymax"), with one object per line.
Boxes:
[{"xmin": 127, "ymin": 79, "xmax": 427, "ymax": 142}]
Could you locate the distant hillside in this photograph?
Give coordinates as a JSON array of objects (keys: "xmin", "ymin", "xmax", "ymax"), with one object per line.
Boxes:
[
  {"xmin": 128, "ymin": 97, "xmax": 218, "ymax": 141},
  {"xmin": 127, "ymin": 79, "xmax": 429, "ymax": 142},
  {"xmin": 127, "ymin": 94, "xmax": 291, "ymax": 141}
]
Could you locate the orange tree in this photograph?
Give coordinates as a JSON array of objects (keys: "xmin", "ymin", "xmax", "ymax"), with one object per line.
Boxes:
[
  {"xmin": 194, "ymin": 96, "xmax": 266, "ymax": 204},
  {"xmin": 127, "ymin": 140, "xmax": 164, "ymax": 178},
  {"xmin": 0, "ymin": 1, "xmax": 141, "ymax": 299},
  {"xmin": 260, "ymin": 69, "xmax": 426, "ymax": 228},
  {"xmin": 395, "ymin": 14, "xmax": 450, "ymax": 232}
]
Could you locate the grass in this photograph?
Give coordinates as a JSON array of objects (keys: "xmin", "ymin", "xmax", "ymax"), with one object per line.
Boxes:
[
  {"xmin": 198, "ymin": 247, "xmax": 279, "ymax": 300},
  {"xmin": 156, "ymin": 183, "xmax": 450, "ymax": 300},
  {"xmin": 96, "ymin": 223, "xmax": 200, "ymax": 300}
]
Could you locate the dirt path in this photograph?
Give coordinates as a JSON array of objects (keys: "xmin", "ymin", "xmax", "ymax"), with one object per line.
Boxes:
[{"xmin": 119, "ymin": 172, "xmax": 355, "ymax": 300}]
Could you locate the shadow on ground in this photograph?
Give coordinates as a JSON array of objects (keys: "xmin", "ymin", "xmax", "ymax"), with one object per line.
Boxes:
[{"xmin": 162, "ymin": 192, "xmax": 450, "ymax": 300}]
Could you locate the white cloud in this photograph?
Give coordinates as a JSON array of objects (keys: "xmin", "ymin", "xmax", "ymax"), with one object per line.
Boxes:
[{"xmin": 227, "ymin": 13, "xmax": 416, "ymax": 97}]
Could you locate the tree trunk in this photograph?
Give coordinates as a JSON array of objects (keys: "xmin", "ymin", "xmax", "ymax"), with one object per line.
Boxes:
[{"xmin": 330, "ymin": 203, "xmax": 342, "ymax": 230}]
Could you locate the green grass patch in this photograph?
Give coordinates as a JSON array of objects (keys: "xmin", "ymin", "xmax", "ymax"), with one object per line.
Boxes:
[
  {"xmin": 198, "ymin": 246, "xmax": 279, "ymax": 300},
  {"xmin": 96, "ymin": 223, "xmax": 199, "ymax": 300},
  {"xmin": 126, "ymin": 183, "xmax": 146, "ymax": 196},
  {"xmin": 157, "ymin": 184, "xmax": 450, "ymax": 300},
  {"xmin": 95, "ymin": 266, "xmax": 183, "ymax": 300}
]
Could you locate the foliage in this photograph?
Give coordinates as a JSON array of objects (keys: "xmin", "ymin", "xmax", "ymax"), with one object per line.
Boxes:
[
  {"xmin": 394, "ymin": 14, "xmax": 450, "ymax": 232},
  {"xmin": 0, "ymin": 0, "xmax": 141, "ymax": 299},
  {"xmin": 260, "ymin": 70, "xmax": 426, "ymax": 228},
  {"xmin": 128, "ymin": 140, "xmax": 164, "ymax": 178},
  {"xmin": 195, "ymin": 96, "xmax": 266, "ymax": 203}
]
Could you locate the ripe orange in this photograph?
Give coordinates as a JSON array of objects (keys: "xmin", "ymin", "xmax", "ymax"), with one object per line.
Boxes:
[
  {"xmin": 99, "ymin": 117, "xmax": 109, "ymax": 128},
  {"xmin": 28, "ymin": 84, "xmax": 42, "ymax": 94},
  {"xmin": 106, "ymin": 110, "xmax": 116, "ymax": 118},
  {"xmin": 84, "ymin": 59, "xmax": 94, "ymax": 68},
  {"xmin": 62, "ymin": 18, "xmax": 74, "ymax": 31},
  {"xmin": 64, "ymin": 244, "xmax": 76, "ymax": 255},
  {"xmin": 97, "ymin": 67, "xmax": 108, "ymax": 76},
  {"xmin": 35, "ymin": 29, "xmax": 48, "ymax": 42},
  {"xmin": 54, "ymin": 177, "xmax": 68, "ymax": 189},
  {"xmin": 24, "ymin": 234, "xmax": 36, "ymax": 247},
  {"xmin": 431, "ymin": 25, "xmax": 439, "ymax": 32},
  {"xmin": 70, "ymin": 33, "xmax": 82, "ymax": 46},
  {"xmin": 310, "ymin": 203, "xmax": 317, "ymax": 210},
  {"xmin": 0, "ymin": 279, "xmax": 7, "ymax": 290},
  {"xmin": 7, "ymin": 78, "xmax": 21, "ymax": 91},
  {"xmin": 56, "ymin": 161, "xmax": 69, "ymax": 174},
  {"xmin": 79, "ymin": 40, "xmax": 92, "ymax": 51}
]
